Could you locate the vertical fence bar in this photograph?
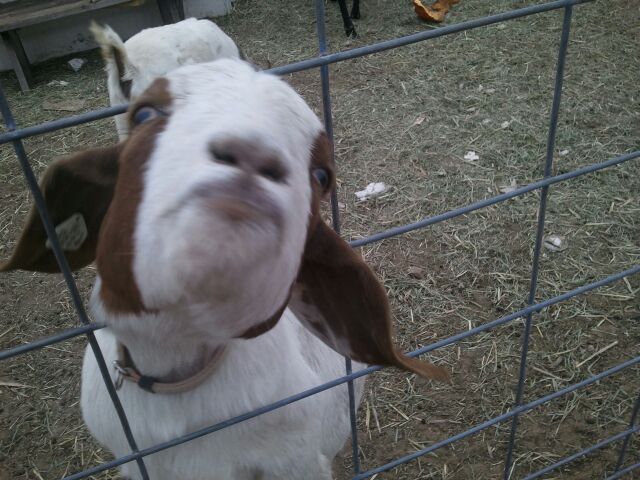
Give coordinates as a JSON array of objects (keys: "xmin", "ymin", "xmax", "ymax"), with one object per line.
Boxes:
[
  {"xmin": 313, "ymin": 0, "xmax": 361, "ymax": 474},
  {"xmin": 613, "ymin": 392, "xmax": 640, "ymax": 472},
  {"xmin": 0, "ymin": 83, "xmax": 150, "ymax": 480},
  {"xmin": 503, "ymin": 6, "xmax": 574, "ymax": 479}
]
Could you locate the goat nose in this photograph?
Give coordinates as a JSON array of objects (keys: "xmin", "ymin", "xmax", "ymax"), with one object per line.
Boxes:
[{"xmin": 208, "ymin": 139, "xmax": 288, "ymax": 183}]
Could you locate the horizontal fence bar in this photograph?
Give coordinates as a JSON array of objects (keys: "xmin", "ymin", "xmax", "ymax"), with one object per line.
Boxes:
[
  {"xmin": 0, "ymin": 104, "xmax": 127, "ymax": 144},
  {"xmin": 523, "ymin": 426, "xmax": 640, "ymax": 480},
  {"xmin": 406, "ymin": 265, "xmax": 640, "ymax": 359},
  {"xmin": 352, "ymin": 356, "xmax": 640, "ymax": 479},
  {"xmin": 63, "ymin": 352, "xmax": 640, "ymax": 480},
  {"xmin": 0, "ymin": 0, "xmax": 593, "ymax": 145},
  {"xmin": 271, "ymin": 0, "xmax": 591, "ymax": 76},
  {"xmin": 2, "ymin": 262, "xmax": 638, "ymax": 390},
  {"xmin": 1, "ymin": 259, "xmax": 636, "ymax": 376},
  {"xmin": 607, "ymin": 462, "xmax": 640, "ymax": 480},
  {"xmin": 0, "ymin": 323, "xmax": 102, "ymax": 361},
  {"xmin": 350, "ymin": 150, "xmax": 639, "ymax": 248}
]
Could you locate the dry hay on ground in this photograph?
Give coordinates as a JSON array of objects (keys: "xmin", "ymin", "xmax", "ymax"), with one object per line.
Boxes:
[{"xmin": 1, "ymin": 1, "xmax": 638, "ymax": 479}]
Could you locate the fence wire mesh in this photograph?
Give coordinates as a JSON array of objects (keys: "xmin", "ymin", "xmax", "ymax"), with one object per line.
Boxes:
[{"xmin": 0, "ymin": 0, "xmax": 638, "ymax": 479}]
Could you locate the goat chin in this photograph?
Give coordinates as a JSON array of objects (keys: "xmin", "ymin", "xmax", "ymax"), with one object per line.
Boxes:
[{"xmin": 133, "ymin": 219, "xmax": 284, "ymax": 306}]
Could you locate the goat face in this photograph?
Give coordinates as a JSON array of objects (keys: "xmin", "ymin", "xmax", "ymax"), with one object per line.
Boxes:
[
  {"xmin": 106, "ymin": 60, "xmax": 326, "ymax": 338},
  {"xmin": 1, "ymin": 59, "xmax": 448, "ymax": 380}
]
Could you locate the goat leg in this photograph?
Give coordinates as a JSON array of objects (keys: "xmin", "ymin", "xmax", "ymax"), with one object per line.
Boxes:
[
  {"xmin": 351, "ymin": 0, "xmax": 361, "ymax": 19},
  {"xmin": 337, "ymin": 0, "xmax": 357, "ymax": 37}
]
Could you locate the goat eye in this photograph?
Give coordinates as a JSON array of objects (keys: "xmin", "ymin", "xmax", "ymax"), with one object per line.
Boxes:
[
  {"xmin": 132, "ymin": 106, "xmax": 161, "ymax": 125},
  {"xmin": 312, "ymin": 168, "xmax": 330, "ymax": 189}
]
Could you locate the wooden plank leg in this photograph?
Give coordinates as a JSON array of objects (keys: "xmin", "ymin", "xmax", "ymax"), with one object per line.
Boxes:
[
  {"xmin": 156, "ymin": 0, "xmax": 173, "ymax": 24},
  {"xmin": 1, "ymin": 30, "xmax": 33, "ymax": 92},
  {"xmin": 175, "ymin": 0, "xmax": 185, "ymax": 20},
  {"xmin": 157, "ymin": 0, "xmax": 185, "ymax": 25}
]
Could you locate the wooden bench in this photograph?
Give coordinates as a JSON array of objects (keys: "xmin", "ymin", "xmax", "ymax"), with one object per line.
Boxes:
[{"xmin": 0, "ymin": 0, "xmax": 185, "ymax": 91}]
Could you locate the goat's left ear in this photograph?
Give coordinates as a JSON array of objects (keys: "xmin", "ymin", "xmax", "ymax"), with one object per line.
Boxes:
[
  {"xmin": 289, "ymin": 220, "xmax": 450, "ymax": 382},
  {"xmin": 0, "ymin": 145, "xmax": 121, "ymax": 273}
]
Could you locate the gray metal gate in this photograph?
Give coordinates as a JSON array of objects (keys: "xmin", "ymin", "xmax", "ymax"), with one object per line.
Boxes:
[{"xmin": 1, "ymin": 0, "xmax": 638, "ymax": 478}]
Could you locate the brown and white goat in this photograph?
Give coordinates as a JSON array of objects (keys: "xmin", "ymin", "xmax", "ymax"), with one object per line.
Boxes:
[
  {"xmin": 91, "ymin": 18, "xmax": 241, "ymax": 140},
  {"xmin": 1, "ymin": 59, "xmax": 447, "ymax": 479}
]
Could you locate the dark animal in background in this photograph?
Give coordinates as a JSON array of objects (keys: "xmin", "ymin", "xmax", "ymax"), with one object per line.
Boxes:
[{"xmin": 334, "ymin": 0, "xmax": 361, "ymax": 37}]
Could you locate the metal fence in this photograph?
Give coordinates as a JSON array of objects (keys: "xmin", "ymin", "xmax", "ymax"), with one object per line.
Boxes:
[{"xmin": 0, "ymin": 0, "xmax": 638, "ymax": 478}]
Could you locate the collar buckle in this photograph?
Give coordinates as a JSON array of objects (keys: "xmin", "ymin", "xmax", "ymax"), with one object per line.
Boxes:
[{"xmin": 112, "ymin": 359, "xmax": 132, "ymax": 390}]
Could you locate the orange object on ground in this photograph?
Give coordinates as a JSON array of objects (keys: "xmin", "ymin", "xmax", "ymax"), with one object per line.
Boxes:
[{"xmin": 413, "ymin": 0, "xmax": 459, "ymax": 23}]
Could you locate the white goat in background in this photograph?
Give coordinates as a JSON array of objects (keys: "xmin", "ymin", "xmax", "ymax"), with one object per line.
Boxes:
[{"xmin": 91, "ymin": 18, "xmax": 241, "ymax": 139}]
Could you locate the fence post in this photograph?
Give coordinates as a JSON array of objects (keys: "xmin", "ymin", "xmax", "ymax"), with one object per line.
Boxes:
[
  {"xmin": 313, "ymin": 0, "xmax": 362, "ymax": 474},
  {"xmin": 503, "ymin": 6, "xmax": 574, "ymax": 479}
]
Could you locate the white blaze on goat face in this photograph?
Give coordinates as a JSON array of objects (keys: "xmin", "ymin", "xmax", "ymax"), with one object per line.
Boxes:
[{"xmin": 129, "ymin": 60, "xmax": 323, "ymax": 339}]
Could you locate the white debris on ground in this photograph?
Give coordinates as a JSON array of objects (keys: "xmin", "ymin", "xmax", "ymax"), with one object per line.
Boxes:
[
  {"xmin": 498, "ymin": 178, "xmax": 518, "ymax": 194},
  {"xmin": 68, "ymin": 58, "xmax": 87, "ymax": 72},
  {"xmin": 543, "ymin": 234, "xmax": 567, "ymax": 252},
  {"xmin": 355, "ymin": 182, "xmax": 388, "ymax": 201},
  {"xmin": 463, "ymin": 151, "xmax": 479, "ymax": 162},
  {"xmin": 47, "ymin": 80, "xmax": 69, "ymax": 87}
]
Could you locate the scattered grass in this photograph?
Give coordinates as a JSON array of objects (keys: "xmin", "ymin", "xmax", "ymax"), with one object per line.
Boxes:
[{"xmin": 1, "ymin": 0, "xmax": 638, "ymax": 479}]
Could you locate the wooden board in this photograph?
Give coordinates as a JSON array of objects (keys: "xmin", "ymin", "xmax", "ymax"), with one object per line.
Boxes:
[{"xmin": 0, "ymin": 0, "xmax": 136, "ymax": 32}]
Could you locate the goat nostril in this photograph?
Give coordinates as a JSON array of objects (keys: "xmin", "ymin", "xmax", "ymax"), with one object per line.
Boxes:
[
  {"xmin": 259, "ymin": 163, "xmax": 286, "ymax": 183},
  {"xmin": 209, "ymin": 142, "xmax": 287, "ymax": 182},
  {"xmin": 211, "ymin": 148, "xmax": 237, "ymax": 166}
]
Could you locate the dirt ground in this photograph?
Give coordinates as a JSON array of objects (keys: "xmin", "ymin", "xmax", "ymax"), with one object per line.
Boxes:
[{"xmin": 1, "ymin": 0, "xmax": 639, "ymax": 479}]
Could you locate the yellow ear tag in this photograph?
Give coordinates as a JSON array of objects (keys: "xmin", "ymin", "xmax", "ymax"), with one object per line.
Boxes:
[{"xmin": 45, "ymin": 213, "xmax": 88, "ymax": 251}]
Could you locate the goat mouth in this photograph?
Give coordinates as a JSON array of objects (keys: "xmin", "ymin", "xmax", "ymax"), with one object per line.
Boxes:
[
  {"xmin": 203, "ymin": 197, "xmax": 264, "ymax": 223},
  {"xmin": 186, "ymin": 181, "xmax": 283, "ymax": 229}
]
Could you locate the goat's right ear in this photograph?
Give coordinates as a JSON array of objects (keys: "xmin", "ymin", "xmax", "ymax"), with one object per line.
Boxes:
[
  {"xmin": 0, "ymin": 145, "xmax": 121, "ymax": 273},
  {"xmin": 289, "ymin": 220, "xmax": 450, "ymax": 382}
]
